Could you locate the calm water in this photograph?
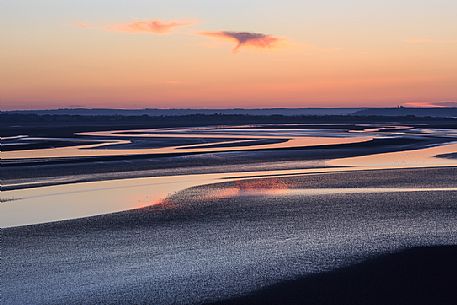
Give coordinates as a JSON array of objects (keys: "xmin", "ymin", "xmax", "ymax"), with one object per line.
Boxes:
[
  {"xmin": 2, "ymin": 126, "xmax": 372, "ymax": 159},
  {"xmin": 1, "ymin": 125, "xmax": 457, "ymax": 227}
]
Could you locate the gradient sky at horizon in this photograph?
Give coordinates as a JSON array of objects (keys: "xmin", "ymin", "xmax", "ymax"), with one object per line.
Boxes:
[{"xmin": 1, "ymin": 0, "xmax": 456, "ymax": 109}]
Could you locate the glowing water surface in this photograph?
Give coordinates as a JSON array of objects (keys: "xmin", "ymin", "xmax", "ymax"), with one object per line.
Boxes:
[
  {"xmin": 2, "ymin": 141, "xmax": 457, "ymax": 228},
  {"xmin": 2, "ymin": 127, "xmax": 372, "ymax": 160}
]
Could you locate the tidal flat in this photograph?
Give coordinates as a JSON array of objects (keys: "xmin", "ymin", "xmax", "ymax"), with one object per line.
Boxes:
[{"xmin": 2, "ymin": 115, "xmax": 457, "ymax": 304}]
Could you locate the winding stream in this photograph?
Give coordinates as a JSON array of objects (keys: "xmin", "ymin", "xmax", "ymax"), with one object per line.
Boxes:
[{"xmin": 1, "ymin": 125, "xmax": 457, "ymax": 228}]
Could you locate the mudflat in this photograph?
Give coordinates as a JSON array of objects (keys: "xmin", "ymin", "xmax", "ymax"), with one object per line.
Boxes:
[{"xmin": 4, "ymin": 167, "xmax": 457, "ymax": 305}]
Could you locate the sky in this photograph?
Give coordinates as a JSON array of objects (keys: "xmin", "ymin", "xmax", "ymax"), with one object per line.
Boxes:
[{"xmin": 1, "ymin": 0, "xmax": 456, "ymax": 110}]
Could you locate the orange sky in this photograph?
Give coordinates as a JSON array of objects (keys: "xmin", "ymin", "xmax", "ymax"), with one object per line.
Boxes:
[{"xmin": 1, "ymin": 0, "xmax": 456, "ymax": 109}]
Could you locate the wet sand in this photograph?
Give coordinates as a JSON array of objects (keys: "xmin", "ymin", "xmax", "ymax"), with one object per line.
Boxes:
[
  {"xmin": 2, "ymin": 120, "xmax": 457, "ymax": 304},
  {"xmin": 2, "ymin": 135, "xmax": 454, "ymax": 190},
  {"xmin": 3, "ymin": 167, "xmax": 457, "ymax": 305},
  {"xmin": 438, "ymin": 152, "xmax": 457, "ymax": 159},
  {"xmin": 213, "ymin": 246, "xmax": 457, "ymax": 305},
  {"xmin": 3, "ymin": 138, "xmax": 457, "ymax": 227},
  {"xmin": 1, "ymin": 126, "xmax": 373, "ymax": 160}
]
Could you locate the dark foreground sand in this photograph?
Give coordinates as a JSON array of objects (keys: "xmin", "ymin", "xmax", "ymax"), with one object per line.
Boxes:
[
  {"xmin": 3, "ymin": 167, "xmax": 457, "ymax": 305},
  {"xmin": 213, "ymin": 246, "xmax": 457, "ymax": 305}
]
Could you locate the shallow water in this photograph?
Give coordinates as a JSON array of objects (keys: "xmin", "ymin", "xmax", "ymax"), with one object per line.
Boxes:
[
  {"xmin": 7, "ymin": 123, "xmax": 452, "ymax": 160},
  {"xmin": 1, "ymin": 125, "xmax": 457, "ymax": 227},
  {"xmin": 2, "ymin": 142, "xmax": 457, "ymax": 227},
  {"xmin": 3, "ymin": 124, "xmax": 454, "ymax": 160},
  {"xmin": 3, "ymin": 125, "xmax": 457, "ymax": 305},
  {"xmin": 2, "ymin": 126, "xmax": 372, "ymax": 159}
]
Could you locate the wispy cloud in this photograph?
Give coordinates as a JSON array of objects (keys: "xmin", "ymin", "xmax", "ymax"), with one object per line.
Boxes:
[
  {"xmin": 109, "ymin": 20, "xmax": 193, "ymax": 34},
  {"xmin": 75, "ymin": 20, "xmax": 194, "ymax": 34},
  {"xmin": 201, "ymin": 31, "xmax": 281, "ymax": 52}
]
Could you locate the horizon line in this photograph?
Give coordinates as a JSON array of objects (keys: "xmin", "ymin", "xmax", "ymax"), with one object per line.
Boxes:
[{"xmin": 3, "ymin": 106, "xmax": 457, "ymax": 112}]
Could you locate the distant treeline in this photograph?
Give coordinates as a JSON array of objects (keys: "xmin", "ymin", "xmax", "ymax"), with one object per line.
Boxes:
[
  {"xmin": 0, "ymin": 112, "xmax": 457, "ymax": 125},
  {"xmin": 3, "ymin": 108, "xmax": 360, "ymax": 117},
  {"xmin": 4, "ymin": 107, "xmax": 457, "ymax": 117},
  {"xmin": 2, "ymin": 112, "xmax": 457, "ymax": 125},
  {"xmin": 1, "ymin": 113, "xmax": 456, "ymax": 137},
  {"xmin": 0, "ymin": 112, "xmax": 457, "ymax": 126}
]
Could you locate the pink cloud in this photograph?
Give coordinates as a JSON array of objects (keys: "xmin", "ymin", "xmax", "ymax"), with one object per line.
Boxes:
[
  {"xmin": 201, "ymin": 31, "xmax": 281, "ymax": 52},
  {"xmin": 110, "ymin": 20, "xmax": 193, "ymax": 34},
  {"xmin": 403, "ymin": 101, "xmax": 457, "ymax": 108}
]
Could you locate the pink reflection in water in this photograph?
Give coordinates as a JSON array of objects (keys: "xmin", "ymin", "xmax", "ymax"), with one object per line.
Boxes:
[{"xmin": 2, "ymin": 127, "xmax": 372, "ymax": 160}]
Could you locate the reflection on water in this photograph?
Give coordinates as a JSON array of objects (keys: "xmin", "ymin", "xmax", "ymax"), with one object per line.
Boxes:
[
  {"xmin": 0, "ymin": 171, "xmax": 306, "ymax": 227},
  {"xmin": 201, "ymin": 178, "xmax": 293, "ymax": 200},
  {"xmin": 328, "ymin": 143, "xmax": 457, "ymax": 168},
  {"xmin": 203, "ymin": 186, "xmax": 457, "ymax": 201},
  {"xmin": 2, "ymin": 125, "xmax": 379, "ymax": 160},
  {"xmin": 2, "ymin": 134, "xmax": 371, "ymax": 160},
  {"xmin": 1, "ymin": 125, "xmax": 457, "ymax": 227},
  {"xmin": 2, "ymin": 141, "xmax": 457, "ymax": 228},
  {"xmin": 4, "ymin": 124, "xmax": 456, "ymax": 161}
]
